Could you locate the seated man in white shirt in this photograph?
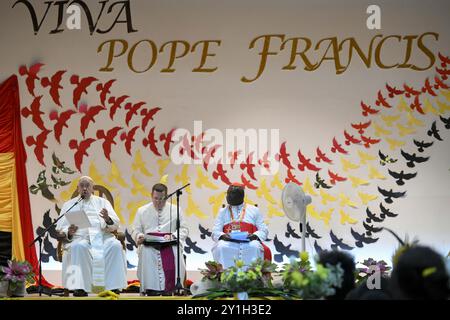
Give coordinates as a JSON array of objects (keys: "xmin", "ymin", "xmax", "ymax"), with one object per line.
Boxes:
[
  {"xmin": 56, "ymin": 176, "xmax": 127, "ymax": 296},
  {"xmin": 211, "ymin": 183, "xmax": 270, "ymax": 269}
]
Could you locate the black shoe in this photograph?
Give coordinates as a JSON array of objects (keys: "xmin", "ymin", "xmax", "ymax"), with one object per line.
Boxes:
[
  {"xmin": 73, "ymin": 289, "xmax": 88, "ymax": 297},
  {"xmin": 145, "ymin": 289, "xmax": 162, "ymax": 296},
  {"xmin": 111, "ymin": 289, "xmax": 121, "ymax": 295}
]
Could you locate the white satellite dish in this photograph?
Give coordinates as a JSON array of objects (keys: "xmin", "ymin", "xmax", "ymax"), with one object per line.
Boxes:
[{"xmin": 281, "ymin": 182, "xmax": 312, "ymax": 252}]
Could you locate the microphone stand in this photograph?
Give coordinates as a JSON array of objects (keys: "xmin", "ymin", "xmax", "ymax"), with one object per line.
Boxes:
[
  {"xmin": 165, "ymin": 183, "xmax": 190, "ymax": 296},
  {"xmin": 29, "ymin": 196, "xmax": 84, "ymax": 297}
]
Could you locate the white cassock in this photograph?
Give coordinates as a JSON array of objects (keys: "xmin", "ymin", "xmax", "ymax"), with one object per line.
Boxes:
[
  {"xmin": 212, "ymin": 204, "xmax": 268, "ymax": 269},
  {"xmin": 131, "ymin": 202, "xmax": 189, "ymax": 293},
  {"xmin": 56, "ymin": 195, "xmax": 127, "ymax": 292}
]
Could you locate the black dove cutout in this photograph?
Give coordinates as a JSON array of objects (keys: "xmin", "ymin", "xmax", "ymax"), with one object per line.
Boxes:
[
  {"xmin": 350, "ymin": 228, "xmax": 379, "ymax": 248},
  {"xmin": 51, "ymin": 152, "xmax": 75, "ymax": 174},
  {"xmin": 427, "ymin": 121, "xmax": 442, "ymax": 141},
  {"xmin": 378, "ymin": 150, "xmax": 397, "ymax": 166},
  {"xmin": 388, "ymin": 169, "xmax": 417, "ymax": 185},
  {"xmin": 329, "ymin": 230, "xmax": 354, "ymax": 250},
  {"xmin": 377, "ymin": 187, "xmax": 406, "ymax": 204},
  {"xmin": 439, "ymin": 115, "xmax": 450, "ymax": 129},
  {"xmin": 34, "ymin": 209, "xmax": 58, "ymax": 262},
  {"xmin": 314, "ymin": 240, "xmax": 324, "ymax": 254},
  {"xmin": 362, "ymin": 221, "xmax": 383, "ymax": 237},
  {"xmin": 379, "ymin": 202, "xmax": 398, "ymax": 219},
  {"xmin": 35, "ymin": 209, "xmax": 59, "ymax": 239},
  {"xmin": 306, "ymin": 222, "xmax": 322, "ymax": 239},
  {"xmin": 413, "ymin": 139, "xmax": 433, "ymax": 153},
  {"xmin": 273, "ymin": 235, "xmax": 299, "ymax": 263},
  {"xmin": 29, "ymin": 170, "xmax": 55, "ymax": 201},
  {"xmin": 365, "ymin": 207, "xmax": 384, "ymax": 224},
  {"xmin": 198, "ymin": 224, "xmax": 212, "ymax": 240},
  {"xmin": 314, "ymin": 172, "xmax": 332, "ymax": 189},
  {"xmin": 184, "ymin": 237, "xmax": 207, "ymax": 254},
  {"xmin": 125, "ymin": 229, "xmax": 137, "ymax": 251},
  {"xmin": 285, "ymin": 222, "xmax": 301, "ymax": 239},
  {"xmin": 285, "ymin": 222, "xmax": 321, "ymax": 239},
  {"xmin": 51, "ymin": 174, "xmax": 70, "ymax": 189},
  {"xmin": 400, "ymin": 149, "xmax": 429, "ymax": 168},
  {"xmin": 41, "ymin": 234, "xmax": 58, "ymax": 263}
]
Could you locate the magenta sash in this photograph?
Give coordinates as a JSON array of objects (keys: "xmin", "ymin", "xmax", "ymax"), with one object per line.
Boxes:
[{"xmin": 147, "ymin": 232, "xmax": 175, "ymax": 292}]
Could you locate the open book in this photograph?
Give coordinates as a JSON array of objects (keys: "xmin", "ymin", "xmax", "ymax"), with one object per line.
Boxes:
[{"xmin": 143, "ymin": 233, "xmax": 177, "ymax": 247}]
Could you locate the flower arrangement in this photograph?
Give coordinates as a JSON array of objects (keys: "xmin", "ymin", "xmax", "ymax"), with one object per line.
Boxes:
[
  {"xmin": 356, "ymin": 258, "xmax": 391, "ymax": 283},
  {"xmin": 281, "ymin": 251, "xmax": 344, "ymax": 299},
  {"xmin": 0, "ymin": 259, "xmax": 35, "ymax": 297},
  {"xmin": 195, "ymin": 252, "xmax": 346, "ymax": 300},
  {"xmin": 199, "ymin": 261, "xmax": 224, "ymax": 282},
  {"xmin": 194, "ymin": 259, "xmax": 279, "ymax": 299},
  {"xmin": 220, "ymin": 259, "xmax": 277, "ymax": 293}
]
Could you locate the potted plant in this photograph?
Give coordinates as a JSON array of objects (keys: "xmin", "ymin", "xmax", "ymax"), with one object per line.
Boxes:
[
  {"xmin": 190, "ymin": 261, "xmax": 224, "ymax": 296},
  {"xmin": 280, "ymin": 251, "xmax": 345, "ymax": 299},
  {"xmin": 0, "ymin": 259, "xmax": 35, "ymax": 298},
  {"xmin": 194, "ymin": 259, "xmax": 279, "ymax": 300}
]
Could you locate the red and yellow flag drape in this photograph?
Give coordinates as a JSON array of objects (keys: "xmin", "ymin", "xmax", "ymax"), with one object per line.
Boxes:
[{"xmin": 0, "ymin": 75, "xmax": 51, "ymax": 287}]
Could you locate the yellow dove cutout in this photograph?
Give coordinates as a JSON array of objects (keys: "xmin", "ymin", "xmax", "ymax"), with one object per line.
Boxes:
[
  {"xmin": 319, "ymin": 208, "xmax": 334, "ymax": 227},
  {"xmin": 131, "ymin": 175, "xmax": 152, "ymax": 197},
  {"xmin": 108, "ymin": 161, "xmax": 129, "ymax": 188},
  {"xmin": 406, "ymin": 113, "xmax": 425, "ymax": 128},
  {"xmin": 186, "ymin": 195, "xmax": 208, "ymax": 219},
  {"xmin": 157, "ymin": 159, "xmax": 171, "ymax": 176},
  {"xmin": 267, "ymin": 203, "xmax": 285, "ymax": 218},
  {"xmin": 423, "ymin": 98, "xmax": 439, "ymax": 115},
  {"xmin": 357, "ymin": 150, "xmax": 377, "ymax": 165},
  {"xmin": 396, "ymin": 123, "xmax": 417, "ymax": 137},
  {"xmin": 397, "ymin": 96, "xmax": 412, "ymax": 114},
  {"xmin": 306, "ymin": 205, "xmax": 320, "ymax": 220},
  {"xmin": 368, "ymin": 164, "xmax": 387, "ymax": 180},
  {"xmin": 381, "ymin": 114, "xmax": 401, "ymax": 127},
  {"xmin": 208, "ymin": 192, "xmax": 226, "ymax": 217},
  {"xmin": 89, "ymin": 162, "xmax": 115, "ymax": 191},
  {"xmin": 256, "ymin": 178, "xmax": 278, "ymax": 204},
  {"xmin": 195, "ymin": 166, "xmax": 219, "ymax": 190},
  {"xmin": 385, "ymin": 137, "xmax": 406, "ymax": 151},
  {"xmin": 127, "ymin": 199, "xmax": 148, "ymax": 224},
  {"xmin": 131, "ymin": 150, "xmax": 152, "ymax": 177},
  {"xmin": 348, "ymin": 175, "xmax": 370, "ymax": 188},
  {"xmin": 373, "ymin": 121, "xmax": 392, "ymax": 137},
  {"xmin": 435, "ymin": 98, "xmax": 450, "ymax": 113},
  {"xmin": 358, "ymin": 191, "xmax": 378, "ymax": 205},
  {"xmin": 175, "ymin": 164, "xmax": 191, "ymax": 194},
  {"xmin": 440, "ymin": 89, "xmax": 450, "ymax": 102},
  {"xmin": 338, "ymin": 193, "xmax": 358, "ymax": 208},
  {"xmin": 270, "ymin": 172, "xmax": 285, "ymax": 190},
  {"xmin": 159, "ymin": 174, "xmax": 169, "ymax": 185},
  {"xmin": 112, "ymin": 192, "xmax": 125, "ymax": 224},
  {"xmin": 341, "ymin": 157, "xmax": 360, "ymax": 172},
  {"xmin": 303, "ymin": 176, "xmax": 318, "ymax": 196},
  {"xmin": 339, "ymin": 209, "xmax": 358, "ymax": 225},
  {"xmin": 320, "ymin": 189, "xmax": 337, "ymax": 205},
  {"xmin": 59, "ymin": 179, "xmax": 78, "ymax": 202}
]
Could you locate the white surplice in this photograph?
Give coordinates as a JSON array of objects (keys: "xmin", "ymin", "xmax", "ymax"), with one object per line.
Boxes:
[
  {"xmin": 56, "ymin": 195, "xmax": 127, "ymax": 292},
  {"xmin": 131, "ymin": 202, "xmax": 189, "ymax": 293},
  {"xmin": 211, "ymin": 204, "xmax": 268, "ymax": 269}
]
